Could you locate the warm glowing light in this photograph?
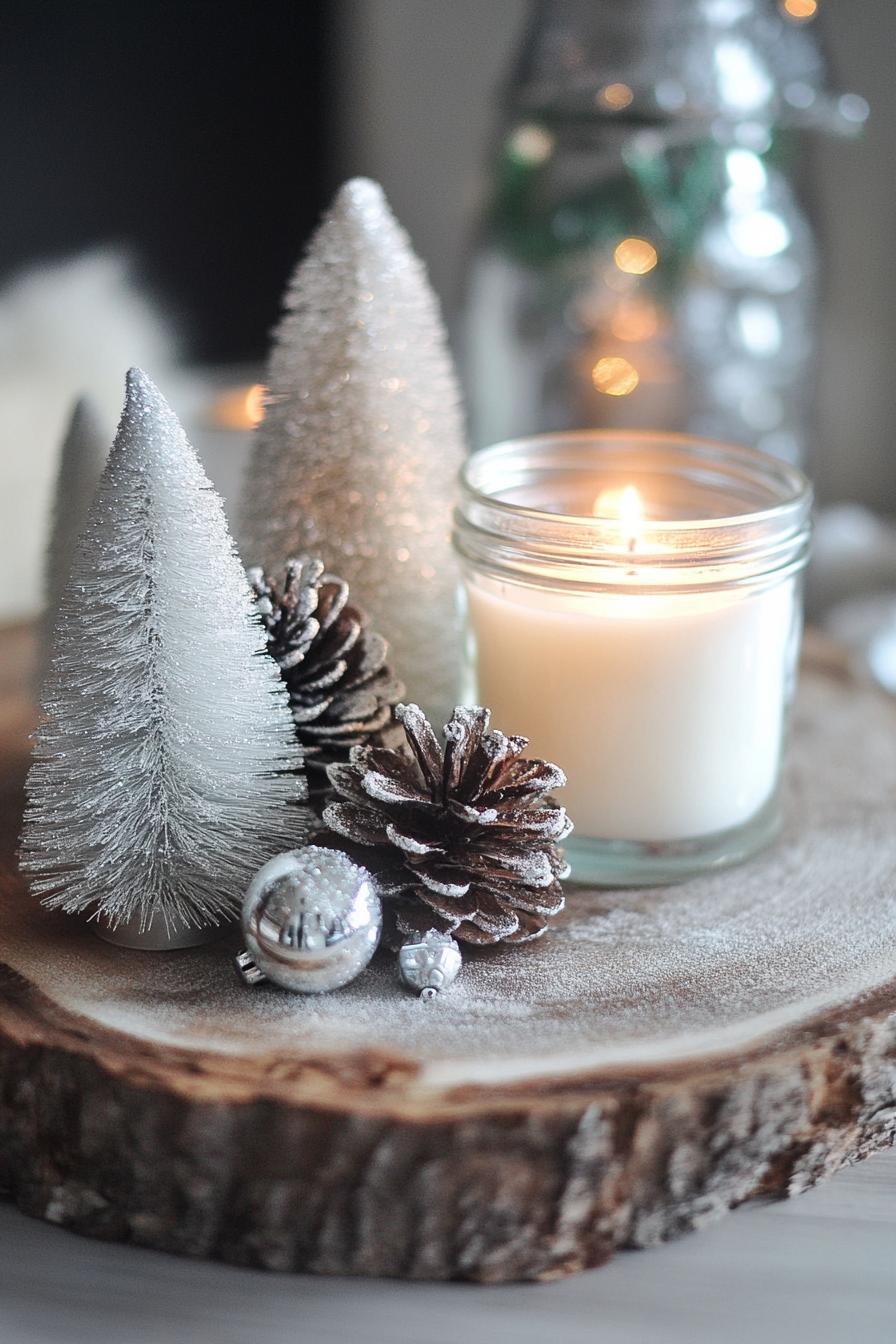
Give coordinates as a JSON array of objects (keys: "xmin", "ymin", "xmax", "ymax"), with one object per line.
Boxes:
[
  {"xmin": 781, "ymin": 0, "xmax": 817, "ymax": 19},
  {"xmin": 610, "ymin": 298, "xmax": 660, "ymax": 342},
  {"xmin": 593, "ymin": 484, "xmax": 643, "ymax": 552},
  {"xmin": 598, "ymin": 82, "xmax": 634, "ymax": 111},
  {"xmin": 210, "ymin": 383, "xmax": 267, "ymax": 430},
  {"xmin": 613, "ymin": 237, "xmax": 658, "ymax": 275},
  {"xmin": 592, "ymin": 356, "xmax": 640, "ymax": 397},
  {"xmin": 244, "ymin": 383, "xmax": 266, "ymax": 426}
]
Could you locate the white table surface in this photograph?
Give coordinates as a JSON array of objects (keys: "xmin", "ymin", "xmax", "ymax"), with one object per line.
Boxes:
[{"xmin": 0, "ymin": 1149, "xmax": 893, "ymax": 1344}]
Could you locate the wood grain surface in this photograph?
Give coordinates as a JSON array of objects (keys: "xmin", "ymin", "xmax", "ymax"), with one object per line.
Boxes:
[{"xmin": 0, "ymin": 624, "xmax": 894, "ymax": 1283}]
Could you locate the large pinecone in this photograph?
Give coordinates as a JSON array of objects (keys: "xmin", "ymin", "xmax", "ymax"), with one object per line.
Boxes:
[
  {"xmin": 248, "ymin": 557, "xmax": 404, "ymax": 787},
  {"xmin": 322, "ymin": 703, "xmax": 572, "ymax": 944}
]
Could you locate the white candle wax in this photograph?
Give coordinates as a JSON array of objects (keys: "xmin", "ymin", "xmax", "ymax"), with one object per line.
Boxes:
[{"xmin": 466, "ymin": 574, "xmax": 796, "ymax": 842}]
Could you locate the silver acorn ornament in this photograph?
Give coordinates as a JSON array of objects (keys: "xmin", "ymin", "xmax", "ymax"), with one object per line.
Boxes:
[
  {"xmin": 398, "ymin": 929, "xmax": 462, "ymax": 1001},
  {"xmin": 236, "ymin": 847, "xmax": 381, "ymax": 993}
]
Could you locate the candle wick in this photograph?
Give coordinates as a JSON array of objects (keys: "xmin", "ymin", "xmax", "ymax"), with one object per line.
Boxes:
[{"xmin": 627, "ymin": 535, "xmax": 636, "ymax": 556}]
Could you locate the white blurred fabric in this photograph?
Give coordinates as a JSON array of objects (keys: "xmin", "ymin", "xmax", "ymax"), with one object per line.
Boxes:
[{"xmin": 0, "ymin": 249, "xmax": 181, "ymax": 621}]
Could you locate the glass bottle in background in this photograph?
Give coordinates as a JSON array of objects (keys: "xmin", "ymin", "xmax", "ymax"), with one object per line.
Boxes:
[{"xmin": 459, "ymin": 0, "xmax": 867, "ymax": 465}]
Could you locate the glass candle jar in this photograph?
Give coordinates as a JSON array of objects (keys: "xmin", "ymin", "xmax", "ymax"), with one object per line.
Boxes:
[{"xmin": 453, "ymin": 432, "xmax": 812, "ymax": 885}]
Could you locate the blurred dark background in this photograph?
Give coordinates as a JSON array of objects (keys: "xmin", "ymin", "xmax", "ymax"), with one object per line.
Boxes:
[
  {"xmin": 1, "ymin": 0, "xmax": 894, "ymax": 629},
  {"xmin": 0, "ymin": 0, "xmax": 330, "ymax": 361}
]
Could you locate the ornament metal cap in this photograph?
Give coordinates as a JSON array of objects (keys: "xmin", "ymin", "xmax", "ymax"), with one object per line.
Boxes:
[
  {"xmin": 398, "ymin": 929, "xmax": 462, "ymax": 1000},
  {"xmin": 234, "ymin": 949, "xmax": 267, "ymax": 985}
]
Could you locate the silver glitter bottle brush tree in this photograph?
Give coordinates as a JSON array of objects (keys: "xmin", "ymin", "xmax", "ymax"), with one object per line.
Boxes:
[
  {"xmin": 20, "ymin": 369, "xmax": 308, "ymax": 950},
  {"xmin": 240, "ymin": 177, "xmax": 467, "ymax": 730}
]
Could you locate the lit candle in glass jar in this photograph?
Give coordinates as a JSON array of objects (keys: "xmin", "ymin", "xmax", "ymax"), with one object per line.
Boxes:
[{"xmin": 453, "ymin": 432, "xmax": 812, "ymax": 885}]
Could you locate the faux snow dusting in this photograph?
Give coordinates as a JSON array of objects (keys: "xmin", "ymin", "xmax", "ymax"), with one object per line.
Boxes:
[{"xmin": 5, "ymin": 662, "xmax": 896, "ymax": 1087}]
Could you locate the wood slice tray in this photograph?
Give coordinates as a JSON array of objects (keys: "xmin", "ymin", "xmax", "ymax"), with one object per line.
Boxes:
[{"xmin": 0, "ymin": 625, "xmax": 894, "ymax": 1282}]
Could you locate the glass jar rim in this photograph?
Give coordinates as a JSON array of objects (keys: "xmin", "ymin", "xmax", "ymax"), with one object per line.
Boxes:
[{"xmin": 454, "ymin": 431, "xmax": 812, "ymax": 593}]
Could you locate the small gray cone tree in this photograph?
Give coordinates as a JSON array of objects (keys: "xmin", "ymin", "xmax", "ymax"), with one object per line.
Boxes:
[{"xmin": 42, "ymin": 395, "xmax": 108, "ymax": 661}]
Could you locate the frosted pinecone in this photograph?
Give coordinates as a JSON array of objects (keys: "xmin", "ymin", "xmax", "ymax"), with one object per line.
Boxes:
[
  {"xmin": 323, "ymin": 702, "xmax": 572, "ymax": 945},
  {"xmin": 249, "ymin": 556, "xmax": 404, "ymax": 791}
]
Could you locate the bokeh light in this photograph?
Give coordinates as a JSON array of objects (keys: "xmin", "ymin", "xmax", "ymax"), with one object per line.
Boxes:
[
  {"xmin": 244, "ymin": 383, "xmax": 266, "ymax": 426},
  {"xmin": 780, "ymin": 0, "xmax": 817, "ymax": 18},
  {"xmin": 507, "ymin": 123, "xmax": 555, "ymax": 165},
  {"xmin": 613, "ymin": 237, "xmax": 658, "ymax": 275},
  {"xmin": 598, "ymin": 82, "xmax": 634, "ymax": 111},
  {"xmin": 592, "ymin": 357, "xmax": 640, "ymax": 396},
  {"xmin": 211, "ymin": 382, "xmax": 267, "ymax": 429}
]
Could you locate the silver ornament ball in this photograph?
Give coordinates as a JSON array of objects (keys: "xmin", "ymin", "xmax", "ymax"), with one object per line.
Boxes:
[
  {"xmin": 237, "ymin": 847, "xmax": 381, "ymax": 993},
  {"xmin": 398, "ymin": 929, "xmax": 462, "ymax": 1001}
]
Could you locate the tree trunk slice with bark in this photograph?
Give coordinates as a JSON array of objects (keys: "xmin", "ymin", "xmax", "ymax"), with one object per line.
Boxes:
[{"xmin": 0, "ymin": 624, "xmax": 894, "ymax": 1282}]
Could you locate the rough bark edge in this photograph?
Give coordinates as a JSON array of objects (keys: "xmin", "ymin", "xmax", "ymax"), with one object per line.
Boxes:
[{"xmin": 0, "ymin": 973, "xmax": 893, "ymax": 1282}]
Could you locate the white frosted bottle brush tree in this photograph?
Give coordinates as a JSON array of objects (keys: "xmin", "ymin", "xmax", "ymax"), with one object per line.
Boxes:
[{"xmin": 20, "ymin": 369, "xmax": 308, "ymax": 948}]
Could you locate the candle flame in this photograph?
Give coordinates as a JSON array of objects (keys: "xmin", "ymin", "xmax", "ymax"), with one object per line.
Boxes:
[{"xmin": 593, "ymin": 484, "xmax": 643, "ymax": 553}]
